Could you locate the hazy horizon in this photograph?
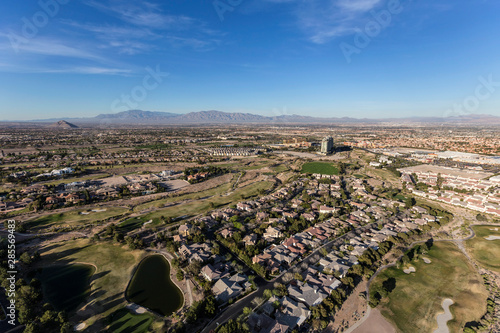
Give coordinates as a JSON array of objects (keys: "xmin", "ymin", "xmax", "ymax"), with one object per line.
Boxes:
[{"xmin": 3, "ymin": 109, "xmax": 500, "ymax": 123}]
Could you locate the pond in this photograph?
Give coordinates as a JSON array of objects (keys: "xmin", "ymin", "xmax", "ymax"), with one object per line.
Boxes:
[
  {"xmin": 126, "ymin": 255, "xmax": 183, "ymax": 316},
  {"xmin": 39, "ymin": 264, "xmax": 95, "ymax": 312}
]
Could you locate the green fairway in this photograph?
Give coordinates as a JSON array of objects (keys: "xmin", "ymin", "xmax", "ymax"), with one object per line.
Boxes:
[
  {"xmin": 107, "ymin": 308, "xmax": 153, "ymax": 333},
  {"xmin": 40, "ymin": 239, "xmax": 146, "ymax": 323},
  {"xmin": 38, "ymin": 264, "xmax": 95, "ymax": 312},
  {"xmin": 370, "ymin": 242, "xmax": 487, "ymax": 333},
  {"xmin": 466, "ymin": 225, "xmax": 500, "ymax": 272},
  {"xmin": 132, "ymin": 181, "xmax": 233, "ymax": 212},
  {"xmin": 38, "ymin": 173, "xmax": 111, "ymax": 186},
  {"xmin": 124, "ymin": 180, "xmax": 273, "ymax": 231},
  {"xmin": 270, "ymin": 164, "xmax": 289, "ymax": 173},
  {"xmin": 26, "ymin": 207, "xmax": 129, "ymax": 231},
  {"xmin": 301, "ymin": 162, "xmax": 339, "ymax": 175}
]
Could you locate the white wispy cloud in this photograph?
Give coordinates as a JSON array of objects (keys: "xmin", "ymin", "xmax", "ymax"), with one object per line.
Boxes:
[
  {"xmin": 261, "ymin": 0, "xmax": 384, "ymax": 44},
  {"xmin": 60, "ymin": 20, "xmax": 159, "ymax": 55},
  {"xmin": 79, "ymin": 1, "xmax": 223, "ymax": 52},
  {"xmin": 83, "ymin": 0, "xmax": 194, "ymax": 30},
  {"xmin": 300, "ymin": 0, "xmax": 383, "ymax": 43},
  {"xmin": 0, "ymin": 33, "xmax": 137, "ymax": 75},
  {"xmin": 0, "ymin": 34, "xmax": 103, "ymax": 60},
  {"xmin": 336, "ymin": 0, "xmax": 381, "ymax": 12},
  {"xmin": 0, "ymin": 62, "xmax": 135, "ymax": 75},
  {"xmin": 35, "ymin": 66, "xmax": 134, "ymax": 75},
  {"xmin": 0, "ymin": 1, "xmax": 224, "ymax": 74}
]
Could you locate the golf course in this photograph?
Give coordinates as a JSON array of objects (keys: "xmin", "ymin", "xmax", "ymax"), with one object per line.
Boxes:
[
  {"xmin": 370, "ymin": 242, "xmax": 488, "ymax": 333},
  {"xmin": 466, "ymin": 225, "xmax": 500, "ymax": 273}
]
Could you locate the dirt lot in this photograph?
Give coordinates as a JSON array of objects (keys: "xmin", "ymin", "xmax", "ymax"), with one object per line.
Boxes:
[
  {"xmin": 177, "ymin": 173, "xmax": 233, "ymax": 195},
  {"xmin": 325, "ymin": 281, "xmax": 368, "ymax": 333},
  {"xmin": 351, "ymin": 308, "xmax": 396, "ymax": 333}
]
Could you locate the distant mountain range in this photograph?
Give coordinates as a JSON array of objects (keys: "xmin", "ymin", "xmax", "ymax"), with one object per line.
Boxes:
[{"xmin": 6, "ymin": 110, "xmax": 500, "ymax": 126}]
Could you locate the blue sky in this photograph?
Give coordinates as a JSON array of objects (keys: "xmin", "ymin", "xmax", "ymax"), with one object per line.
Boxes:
[{"xmin": 0, "ymin": 0, "xmax": 499, "ymax": 120}]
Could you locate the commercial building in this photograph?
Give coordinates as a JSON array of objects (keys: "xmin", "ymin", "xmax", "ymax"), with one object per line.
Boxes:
[{"xmin": 321, "ymin": 136, "xmax": 334, "ymax": 154}]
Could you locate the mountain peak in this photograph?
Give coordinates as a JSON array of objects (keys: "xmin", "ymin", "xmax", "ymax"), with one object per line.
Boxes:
[{"xmin": 49, "ymin": 120, "xmax": 79, "ymax": 129}]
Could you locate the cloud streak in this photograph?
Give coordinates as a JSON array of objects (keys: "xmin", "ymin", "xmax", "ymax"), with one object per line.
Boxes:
[
  {"xmin": 263, "ymin": 0, "xmax": 384, "ymax": 44},
  {"xmin": 0, "ymin": 34, "xmax": 103, "ymax": 60},
  {"xmin": 83, "ymin": 0, "xmax": 195, "ymax": 30}
]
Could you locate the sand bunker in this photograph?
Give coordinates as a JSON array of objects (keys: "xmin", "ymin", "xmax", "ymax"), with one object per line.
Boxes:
[
  {"xmin": 92, "ymin": 209, "xmax": 107, "ymax": 212},
  {"xmin": 74, "ymin": 323, "xmax": 86, "ymax": 331},
  {"xmin": 79, "ymin": 212, "xmax": 90, "ymax": 215},
  {"xmin": 403, "ymin": 266, "xmax": 416, "ymax": 274},
  {"xmin": 126, "ymin": 303, "xmax": 147, "ymax": 314},
  {"xmin": 489, "ymin": 228, "xmax": 499, "ymax": 231},
  {"xmin": 143, "ymin": 219, "xmax": 153, "ymax": 226},
  {"xmin": 423, "ymin": 258, "xmax": 432, "ymax": 264},
  {"xmin": 485, "ymin": 236, "xmax": 500, "ymax": 241},
  {"xmin": 433, "ymin": 298, "xmax": 454, "ymax": 333}
]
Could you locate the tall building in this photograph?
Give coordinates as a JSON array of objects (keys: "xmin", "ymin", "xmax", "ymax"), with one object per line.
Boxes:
[{"xmin": 321, "ymin": 136, "xmax": 334, "ymax": 154}]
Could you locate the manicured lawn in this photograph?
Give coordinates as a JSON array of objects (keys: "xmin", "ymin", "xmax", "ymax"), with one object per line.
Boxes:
[
  {"xmin": 40, "ymin": 239, "xmax": 146, "ymax": 323},
  {"xmin": 26, "ymin": 207, "xmax": 129, "ymax": 231},
  {"xmin": 301, "ymin": 162, "xmax": 339, "ymax": 175},
  {"xmin": 466, "ymin": 225, "xmax": 500, "ymax": 272},
  {"xmin": 370, "ymin": 242, "xmax": 487, "ymax": 333},
  {"xmin": 107, "ymin": 308, "xmax": 153, "ymax": 333}
]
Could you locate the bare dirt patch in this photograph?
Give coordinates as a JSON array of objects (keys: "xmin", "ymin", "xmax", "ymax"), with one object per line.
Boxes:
[
  {"xmin": 325, "ymin": 281, "xmax": 367, "ymax": 333},
  {"xmin": 351, "ymin": 308, "xmax": 396, "ymax": 333},
  {"xmin": 238, "ymin": 170, "xmax": 264, "ymax": 188}
]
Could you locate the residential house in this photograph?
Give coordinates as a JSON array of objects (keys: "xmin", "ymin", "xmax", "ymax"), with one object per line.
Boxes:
[{"xmin": 275, "ymin": 296, "xmax": 311, "ymax": 329}]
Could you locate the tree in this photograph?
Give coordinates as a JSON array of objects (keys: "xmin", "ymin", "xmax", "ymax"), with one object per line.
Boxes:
[
  {"xmin": 20, "ymin": 252, "xmax": 33, "ymax": 265},
  {"xmin": 176, "ymin": 270, "xmax": 184, "ymax": 281},
  {"xmin": 204, "ymin": 295, "xmax": 217, "ymax": 316},
  {"xmin": 114, "ymin": 232, "xmax": 124, "ymax": 243},
  {"xmin": 186, "ymin": 260, "xmax": 202, "ymax": 276},
  {"xmin": 217, "ymin": 319, "xmax": 250, "ymax": 333},
  {"xmin": 312, "ymin": 318, "xmax": 323, "ymax": 331},
  {"xmin": 243, "ymin": 307, "xmax": 253, "ymax": 316},
  {"xmin": 341, "ymin": 276, "xmax": 354, "ymax": 289},
  {"xmin": 476, "ymin": 214, "xmax": 487, "ymax": 222},
  {"xmin": 382, "ymin": 277, "xmax": 396, "ymax": 294}
]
